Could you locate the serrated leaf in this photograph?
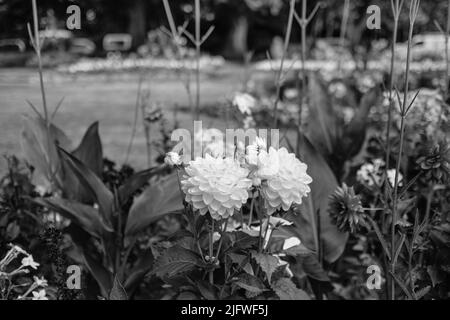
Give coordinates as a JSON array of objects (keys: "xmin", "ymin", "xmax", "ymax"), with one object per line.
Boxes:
[
  {"xmin": 233, "ymin": 274, "xmax": 267, "ymax": 296},
  {"xmin": 152, "ymin": 245, "xmax": 204, "ymax": 278},
  {"xmin": 251, "ymin": 251, "xmax": 279, "ymax": 283},
  {"xmin": 271, "ymin": 278, "xmax": 310, "ymax": 300},
  {"xmin": 109, "ymin": 276, "xmax": 128, "ymax": 300},
  {"xmin": 197, "ymin": 280, "xmax": 218, "ymax": 300},
  {"xmin": 125, "ymin": 173, "xmax": 184, "ymax": 236}
]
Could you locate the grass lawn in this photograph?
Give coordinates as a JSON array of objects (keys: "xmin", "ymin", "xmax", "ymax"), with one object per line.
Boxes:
[{"xmin": 0, "ymin": 64, "xmax": 247, "ymax": 174}]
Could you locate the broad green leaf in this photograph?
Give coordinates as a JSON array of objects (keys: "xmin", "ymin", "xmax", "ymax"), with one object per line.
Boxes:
[
  {"xmin": 250, "ymin": 251, "xmax": 279, "ymax": 283},
  {"xmin": 296, "ymin": 253, "xmax": 330, "ymax": 282},
  {"xmin": 118, "ymin": 166, "xmax": 166, "ymax": 205},
  {"xmin": 124, "ymin": 249, "xmax": 154, "ymax": 293},
  {"xmin": 343, "ymin": 85, "xmax": 381, "ymax": 159},
  {"xmin": 125, "ymin": 173, "xmax": 184, "ymax": 236},
  {"xmin": 271, "ymin": 278, "xmax": 310, "ymax": 300},
  {"xmin": 291, "ymin": 135, "xmax": 348, "ymax": 263},
  {"xmin": 151, "ymin": 245, "xmax": 204, "ymax": 278},
  {"xmin": 34, "ymin": 197, "xmax": 112, "ymax": 238},
  {"xmin": 63, "ymin": 122, "xmax": 103, "ymax": 204},
  {"xmin": 20, "ymin": 115, "xmax": 72, "ymax": 187},
  {"xmin": 109, "ymin": 276, "xmax": 128, "ymax": 300},
  {"xmin": 83, "ymin": 251, "xmax": 113, "ymax": 297},
  {"xmin": 58, "ymin": 147, "xmax": 114, "ymax": 228},
  {"xmin": 307, "ymin": 73, "xmax": 339, "ymax": 156}
]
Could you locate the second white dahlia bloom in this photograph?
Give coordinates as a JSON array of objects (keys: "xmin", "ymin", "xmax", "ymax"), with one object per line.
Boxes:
[
  {"xmin": 181, "ymin": 155, "xmax": 252, "ymax": 220},
  {"xmin": 247, "ymin": 144, "xmax": 313, "ymax": 215}
]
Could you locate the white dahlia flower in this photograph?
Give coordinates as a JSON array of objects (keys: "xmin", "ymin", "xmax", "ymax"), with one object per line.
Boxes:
[
  {"xmin": 181, "ymin": 155, "xmax": 252, "ymax": 220},
  {"xmin": 247, "ymin": 144, "xmax": 312, "ymax": 215}
]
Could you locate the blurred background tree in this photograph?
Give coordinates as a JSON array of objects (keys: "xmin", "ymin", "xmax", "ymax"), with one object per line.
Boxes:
[{"xmin": 1, "ymin": 0, "xmax": 450, "ymax": 59}]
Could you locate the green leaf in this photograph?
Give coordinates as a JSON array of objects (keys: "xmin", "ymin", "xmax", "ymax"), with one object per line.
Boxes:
[
  {"xmin": 34, "ymin": 197, "xmax": 113, "ymax": 238},
  {"xmin": 233, "ymin": 274, "xmax": 267, "ymax": 296},
  {"xmin": 118, "ymin": 167, "xmax": 166, "ymax": 205},
  {"xmin": 297, "ymin": 253, "xmax": 330, "ymax": 282},
  {"xmin": 125, "ymin": 173, "xmax": 184, "ymax": 236},
  {"xmin": 58, "ymin": 147, "xmax": 114, "ymax": 228},
  {"xmin": 307, "ymin": 73, "xmax": 338, "ymax": 156},
  {"xmin": 124, "ymin": 249, "xmax": 154, "ymax": 293},
  {"xmin": 151, "ymin": 245, "xmax": 204, "ymax": 278},
  {"xmin": 291, "ymin": 135, "xmax": 348, "ymax": 263},
  {"xmin": 21, "ymin": 115, "xmax": 72, "ymax": 187},
  {"xmin": 271, "ymin": 278, "xmax": 310, "ymax": 300},
  {"xmin": 343, "ymin": 85, "xmax": 381, "ymax": 159},
  {"xmin": 109, "ymin": 276, "xmax": 128, "ymax": 300},
  {"xmin": 250, "ymin": 251, "xmax": 279, "ymax": 283},
  {"xmin": 63, "ymin": 122, "xmax": 103, "ymax": 204},
  {"xmin": 83, "ymin": 251, "xmax": 113, "ymax": 297},
  {"xmin": 196, "ymin": 280, "xmax": 218, "ymax": 300}
]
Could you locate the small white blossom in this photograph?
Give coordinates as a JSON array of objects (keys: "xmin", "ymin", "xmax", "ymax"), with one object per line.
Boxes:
[
  {"xmin": 33, "ymin": 276, "xmax": 48, "ymax": 288},
  {"xmin": 31, "ymin": 289, "xmax": 48, "ymax": 300},
  {"xmin": 21, "ymin": 255, "xmax": 39, "ymax": 270},
  {"xmin": 283, "ymin": 237, "xmax": 302, "ymax": 251},
  {"xmin": 164, "ymin": 152, "xmax": 182, "ymax": 167}
]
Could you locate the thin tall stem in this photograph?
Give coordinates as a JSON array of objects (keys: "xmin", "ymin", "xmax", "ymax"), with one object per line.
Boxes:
[
  {"xmin": 30, "ymin": 0, "xmax": 56, "ymax": 188},
  {"xmin": 390, "ymin": 0, "xmax": 420, "ymax": 300},
  {"xmin": 445, "ymin": 0, "xmax": 450, "ymax": 100},
  {"xmin": 297, "ymin": 0, "xmax": 308, "ymax": 155},
  {"xmin": 384, "ymin": 0, "xmax": 402, "ymax": 298},
  {"xmin": 272, "ymin": 0, "xmax": 296, "ymax": 128},
  {"xmin": 208, "ymin": 219, "xmax": 214, "ymax": 284},
  {"xmin": 338, "ymin": 0, "xmax": 350, "ymax": 71},
  {"xmin": 195, "ymin": 0, "xmax": 201, "ymax": 121}
]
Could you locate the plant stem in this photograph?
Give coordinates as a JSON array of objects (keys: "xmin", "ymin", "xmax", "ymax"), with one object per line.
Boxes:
[
  {"xmin": 385, "ymin": 0, "xmax": 402, "ymax": 185},
  {"xmin": 209, "ymin": 218, "xmax": 214, "ymax": 285},
  {"xmin": 195, "ymin": 0, "xmax": 201, "ymax": 121},
  {"xmin": 124, "ymin": 76, "xmax": 143, "ymax": 165},
  {"xmin": 248, "ymin": 196, "xmax": 255, "ymax": 226},
  {"xmin": 296, "ymin": 0, "xmax": 308, "ymax": 155},
  {"xmin": 272, "ymin": 0, "xmax": 296, "ymax": 128},
  {"xmin": 390, "ymin": 1, "xmax": 419, "ymax": 300},
  {"xmin": 338, "ymin": 0, "xmax": 350, "ymax": 71}
]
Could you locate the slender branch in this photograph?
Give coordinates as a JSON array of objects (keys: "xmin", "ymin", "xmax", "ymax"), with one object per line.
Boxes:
[
  {"xmin": 390, "ymin": 0, "xmax": 420, "ymax": 300},
  {"xmin": 272, "ymin": 0, "xmax": 296, "ymax": 128}
]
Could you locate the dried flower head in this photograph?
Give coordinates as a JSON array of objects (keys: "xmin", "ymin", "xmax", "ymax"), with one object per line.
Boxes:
[{"xmin": 329, "ymin": 184, "xmax": 365, "ymax": 234}]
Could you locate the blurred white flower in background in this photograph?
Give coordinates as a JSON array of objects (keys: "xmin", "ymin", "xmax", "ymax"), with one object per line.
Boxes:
[
  {"xmin": 164, "ymin": 151, "xmax": 182, "ymax": 167},
  {"xmin": 233, "ymin": 92, "xmax": 256, "ymax": 115},
  {"xmin": 357, "ymin": 159, "xmax": 403, "ymax": 187}
]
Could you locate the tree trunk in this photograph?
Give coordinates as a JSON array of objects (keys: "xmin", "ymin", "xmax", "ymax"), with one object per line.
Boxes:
[
  {"xmin": 224, "ymin": 15, "xmax": 249, "ymax": 60},
  {"xmin": 128, "ymin": 0, "xmax": 147, "ymax": 48}
]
